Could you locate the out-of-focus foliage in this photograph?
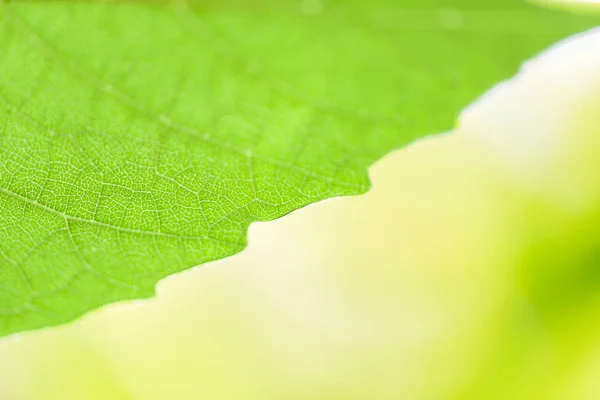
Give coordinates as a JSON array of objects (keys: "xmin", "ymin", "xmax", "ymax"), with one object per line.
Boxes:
[
  {"xmin": 1, "ymin": 25, "xmax": 599, "ymax": 400},
  {"xmin": 1, "ymin": 0, "xmax": 599, "ymax": 336}
]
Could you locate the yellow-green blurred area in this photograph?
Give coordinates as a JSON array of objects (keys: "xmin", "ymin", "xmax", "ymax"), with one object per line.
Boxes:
[
  {"xmin": 540, "ymin": 0, "xmax": 600, "ymax": 14},
  {"xmin": 2, "ymin": 6, "xmax": 600, "ymax": 400}
]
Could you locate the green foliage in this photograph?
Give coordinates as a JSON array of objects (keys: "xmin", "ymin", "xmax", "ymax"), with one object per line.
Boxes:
[{"xmin": 0, "ymin": 0, "xmax": 597, "ymax": 336}]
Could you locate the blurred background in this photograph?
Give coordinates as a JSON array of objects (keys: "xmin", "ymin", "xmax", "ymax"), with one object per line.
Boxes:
[{"xmin": 1, "ymin": 2, "xmax": 600, "ymax": 400}]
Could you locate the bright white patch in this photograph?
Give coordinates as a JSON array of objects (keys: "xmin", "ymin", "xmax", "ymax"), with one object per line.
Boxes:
[{"xmin": 460, "ymin": 28, "xmax": 600, "ymax": 209}]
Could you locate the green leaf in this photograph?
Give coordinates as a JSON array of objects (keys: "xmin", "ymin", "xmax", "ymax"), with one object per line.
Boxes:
[{"xmin": 0, "ymin": 0, "xmax": 597, "ymax": 336}]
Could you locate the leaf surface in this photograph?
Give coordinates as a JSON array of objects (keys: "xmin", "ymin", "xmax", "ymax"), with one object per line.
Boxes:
[{"xmin": 0, "ymin": 0, "xmax": 597, "ymax": 336}]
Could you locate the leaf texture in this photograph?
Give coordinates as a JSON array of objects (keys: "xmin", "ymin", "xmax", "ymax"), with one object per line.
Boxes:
[{"xmin": 0, "ymin": 0, "xmax": 597, "ymax": 336}]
